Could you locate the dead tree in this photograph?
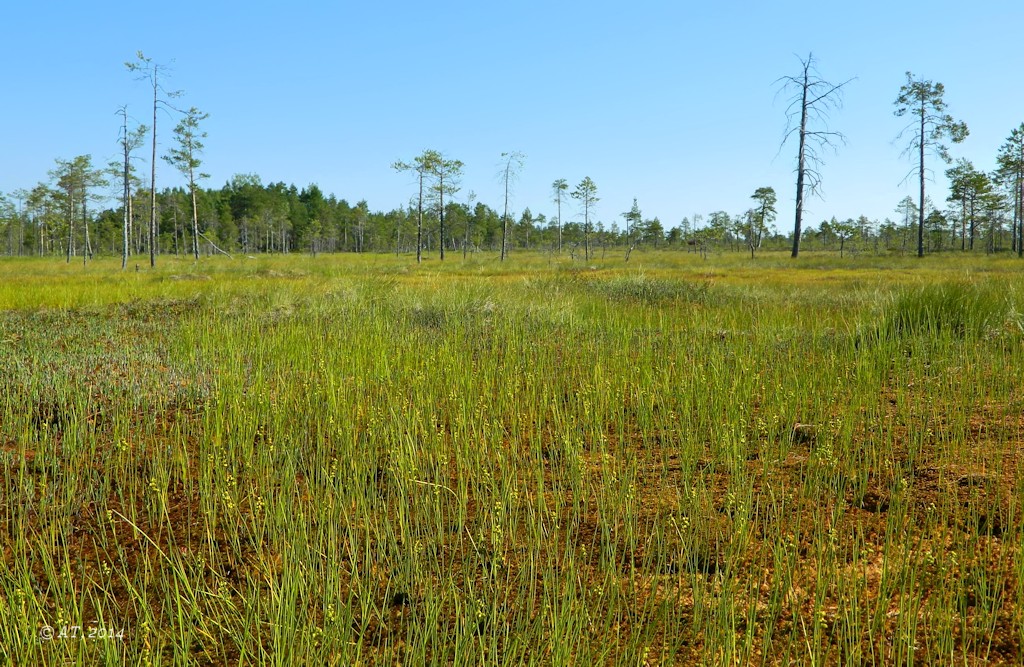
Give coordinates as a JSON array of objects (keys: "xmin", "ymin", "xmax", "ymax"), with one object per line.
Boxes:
[{"xmin": 776, "ymin": 54, "xmax": 853, "ymax": 257}]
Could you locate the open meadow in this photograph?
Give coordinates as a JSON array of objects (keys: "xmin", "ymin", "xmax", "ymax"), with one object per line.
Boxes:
[{"xmin": 1, "ymin": 250, "xmax": 1023, "ymax": 665}]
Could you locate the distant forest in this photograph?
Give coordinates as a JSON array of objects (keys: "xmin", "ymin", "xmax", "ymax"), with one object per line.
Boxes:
[
  {"xmin": 1, "ymin": 170, "xmax": 1021, "ymax": 261},
  {"xmin": 1, "ymin": 55, "xmax": 1022, "ymax": 263}
]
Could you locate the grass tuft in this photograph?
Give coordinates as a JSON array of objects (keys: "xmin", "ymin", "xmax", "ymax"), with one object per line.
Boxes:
[
  {"xmin": 591, "ymin": 273, "xmax": 713, "ymax": 305},
  {"xmin": 883, "ymin": 280, "xmax": 1012, "ymax": 339}
]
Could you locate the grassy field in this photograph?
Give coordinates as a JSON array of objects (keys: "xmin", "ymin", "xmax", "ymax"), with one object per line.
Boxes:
[{"xmin": 1, "ymin": 249, "xmax": 1022, "ymax": 665}]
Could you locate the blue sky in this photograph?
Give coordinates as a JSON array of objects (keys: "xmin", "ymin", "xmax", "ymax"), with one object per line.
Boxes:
[{"xmin": 2, "ymin": 1, "xmax": 1022, "ymax": 234}]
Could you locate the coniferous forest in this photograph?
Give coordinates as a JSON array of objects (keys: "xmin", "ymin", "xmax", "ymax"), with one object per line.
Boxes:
[{"xmin": 2, "ymin": 57, "xmax": 1022, "ymax": 265}]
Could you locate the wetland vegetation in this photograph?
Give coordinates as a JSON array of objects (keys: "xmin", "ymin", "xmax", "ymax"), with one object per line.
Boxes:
[{"xmin": 0, "ymin": 251, "xmax": 1022, "ymax": 665}]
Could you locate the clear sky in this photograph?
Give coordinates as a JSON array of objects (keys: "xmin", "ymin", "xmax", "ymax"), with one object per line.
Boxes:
[{"xmin": 2, "ymin": 1, "xmax": 1022, "ymax": 234}]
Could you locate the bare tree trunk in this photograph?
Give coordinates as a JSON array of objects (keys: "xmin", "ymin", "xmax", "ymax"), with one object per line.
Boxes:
[
  {"xmin": 969, "ymin": 196, "xmax": 976, "ymax": 251},
  {"xmin": 501, "ymin": 173, "xmax": 510, "ymax": 261},
  {"xmin": 1018, "ymin": 146, "xmax": 1024, "ymax": 258},
  {"xmin": 1019, "ymin": 180, "xmax": 1023, "ymax": 258},
  {"xmin": 173, "ymin": 205, "xmax": 180, "ymax": 256},
  {"xmin": 83, "ymin": 194, "xmax": 91, "ymax": 266},
  {"xmin": 198, "ymin": 230, "xmax": 232, "ymax": 258},
  {"xmin": 189, "ymin": 167, "xmax": 200, "ymax": 260},
  {"xmin": 121, "ymin": 113, "xmax": 131, "ymax": 270},
  {"xmin": 780, "ymin": 55, "xmax": 851, "ymax": 258},
  {"xmin": 557, "ymin": 197, "xmax": 562, "ymax": 253},
  {"xmin": 438, "ymin": 171, "xmax": 446, "ymax": 261},
  {"xmin": 791, "ymin": 68, "xmax": 809, "ymax": 258},
  {"xmin": 131, "ymin": 196, "xmax": 139, "ymax": 255},
  {"xmin": 149, "ymin": 69, "xmax": 158, "ymax": 268},
  {"xmin": 584, "ymin": 219, "xmax": 590, "ymax": 262},
  {"xmin": 625, "ymin": 240, "xmax": 637, "ymax": 262},
  {"xmin": 917, "ymin": 106, "xmax": 926, "ymax": 257},
  {"xmin": 961, "ymin": 197, "xmax": 967, "ymax": 251},
  {"xmin": 416, "ymin": 173, "xmax": 423, "ymax": 264},
  {"xmin": 66, "ymin": 191, "xmax": 74, "ymax": 263}
]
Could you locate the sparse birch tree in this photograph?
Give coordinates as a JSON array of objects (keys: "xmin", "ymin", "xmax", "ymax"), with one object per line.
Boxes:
[
  {"xmin": 749, "ymin": 186, "xmax": 777, "ymax": 258},
  {"xmin": 51, "ymin": 156, "xmax": 105, "ymax": 264},
  {"xmin": 498, "ymin": 151, "xmax": 525, "ymax": 261},
  {"xmin": 126, "ymin": 51, "xmax": 181, "ymax": 267},
  {"xmin": 894, "ymin": 72, "xmax": 968, "ymax": 257},
  {"xmin": 27, "ymin": 184, "xmax": 53, "ymax": 256},
  {"xmin": 392, "ymin": 150, "xmax": 440, "ymax": 263},
  {"xmin": 463, "ymin": 190, "xmax": 475, "ymax": 259},
  {"xmin": 946, "ymin": 159, "xmax": 990, "ymax": 251},
  {"xmin": 832, "ymin": 217, "xmax": 858, "ymax": 257},
  {"xmin": 429, "ymin": 153, "xmax": 463, "ymax": 261},
  {"xmin": 995, "ymin": 124, "xmax": 1024, "ymax": 257},
  {"xmin": 776, "ymin": 54, "xmax": 854, "ymax": 257},
  {"xmin": 571, "ymin": 177, "xmax": 599, "ymax": 261},
  {"xmin": 50, "ymin": 160, "xmax": 79, "ymax": 263},
  {"xmin": 552, "ymin": 178, "xmax": 568, "ymax": 253},
  {"xmin": 164, "ymin": 106, "xmax": 209, "ymax": 260},
  {"xmin": 622, "ymin": 198, "xmax": 642, "ymax": 261},
  {"xmin": 116, "ymin": 107, "xmax": 148, "ymax": 269}
]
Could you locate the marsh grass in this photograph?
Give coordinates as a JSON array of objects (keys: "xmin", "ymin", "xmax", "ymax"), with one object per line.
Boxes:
[
  {"xmin": 883, "ymin": 281, "xmax": 1013, "ymax": 339},
  {"xmin": 0, "ymin": 250, "xmax": 1022, "ymax": 664}
]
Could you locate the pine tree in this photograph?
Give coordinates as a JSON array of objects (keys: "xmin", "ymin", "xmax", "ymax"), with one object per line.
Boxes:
[{"xmin": 894, "ymin": 72, "xmax": 968, "ymax": 257}]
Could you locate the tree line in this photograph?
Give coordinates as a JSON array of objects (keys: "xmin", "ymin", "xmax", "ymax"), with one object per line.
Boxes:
[
  {"xmin": 6, "ymin": 172, "xmax": 1016, "ymax": 261},
  {"xmin": 0, "ymin": 173, "xmax": 676, "ymax": 260},
  {"xmin": 0, "ymin": 53, "xmax": 1021, "ymax": 263}
]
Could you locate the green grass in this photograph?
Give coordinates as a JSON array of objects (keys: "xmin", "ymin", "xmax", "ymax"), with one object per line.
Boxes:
[
  {"xmin": 882, "ymin": 280, "xmax": 1017, "ymax": 339},
  {"xmin": 0, "ymin": 249, "xmax": 1022, "ymax": 665}
]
